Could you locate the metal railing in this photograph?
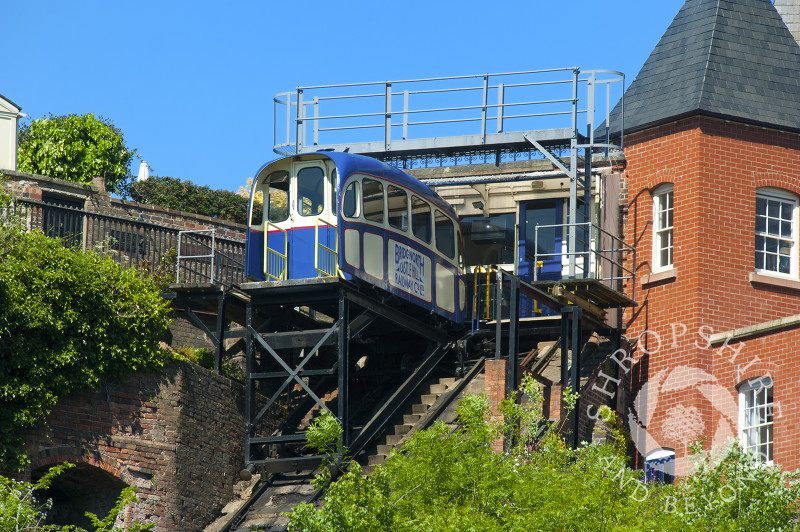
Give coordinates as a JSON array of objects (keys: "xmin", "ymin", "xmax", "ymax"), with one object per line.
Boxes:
[
  {"xmin": 533, "ymin": 221, "xmax": 635, "ymax": 299},
  {"xmin": 176, "ymin": 229, "xmax": 246, "ymax": 285},
  {"xmin": 12, "ymin": 198, "xmax": 246, "ymax": 286},
  {"xmin": 264, "ymin": 221, "xmax": 288, "ymax": 281},
  {"xmin": 314, "ymin": 218, "xmax": 339, "ymax": 278},
  {"xmin": 274, "ymin": 68, "xmax": 624, "ymax": 155}
]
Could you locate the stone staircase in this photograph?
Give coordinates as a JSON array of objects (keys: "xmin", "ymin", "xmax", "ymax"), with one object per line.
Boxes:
[{"xmin": 360, "ymin": 376, "xmax": 459, "ymax": 475}]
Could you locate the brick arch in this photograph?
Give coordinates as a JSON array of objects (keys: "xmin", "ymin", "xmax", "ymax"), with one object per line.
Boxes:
[
  {"xmin": 644, "ymin": 168, "xmax": 678, "ymax": 193},
  {"xmin": 28, "ymin": 446, "xmax": 129, "ymax": 485},
  {"xmin": 754, "ymin": 171, "xmax": 800, "ymax": 197},
  {"xmin": 732, "ymin": 363, "xmax": 779, "ymax": 392}
]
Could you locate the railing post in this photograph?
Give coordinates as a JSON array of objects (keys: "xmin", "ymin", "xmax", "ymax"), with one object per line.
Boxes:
[
  {"xmin": 481, "ymin": 75, "xmax": 489, "ymax": 144},
  {"xmin": 385, "ymin": 82, "xmax": 392, "ymax": 151},
  {"xmin": 403, "ymin": 90, "xmax": 409, "ymax": 140},
  {"xmin": 497, "ymin": 82, "xmax": 504, "ymax": 134},
  {"xmin": 295, "ymin": 88, "xmax": 304, "ymax": 154},
  {"xmin": 313, "ymin": 96, "xmax": 319, "ymax": 146}
]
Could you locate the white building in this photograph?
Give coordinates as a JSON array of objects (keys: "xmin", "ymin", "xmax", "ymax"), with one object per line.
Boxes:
[{"xmin": 0, "ymin": 94, "xmax": 25, "ymax": 171}]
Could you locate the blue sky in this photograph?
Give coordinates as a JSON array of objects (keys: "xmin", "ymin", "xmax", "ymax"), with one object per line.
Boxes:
[{"xmin": 3, "ymin": 1, "xmax": 685, "ymax": 193}]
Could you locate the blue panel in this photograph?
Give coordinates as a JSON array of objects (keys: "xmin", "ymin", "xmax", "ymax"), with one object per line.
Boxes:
[{"xmin": 519, "ymin": 200, "xmax": 563, "ymax": 317}]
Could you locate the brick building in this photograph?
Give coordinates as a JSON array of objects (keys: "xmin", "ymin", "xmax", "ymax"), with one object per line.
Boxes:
[{"xmin": 616, "ymin": 0, "xmax": 800, "ymax": 476}]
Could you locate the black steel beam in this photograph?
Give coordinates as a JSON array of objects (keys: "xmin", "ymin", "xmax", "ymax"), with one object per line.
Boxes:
[{"xmin": 348, "ymin": 342, "xmax": 452, "ymax": 457}]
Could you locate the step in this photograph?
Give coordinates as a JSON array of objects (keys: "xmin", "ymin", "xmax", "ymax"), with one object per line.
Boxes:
[
  {"xmin": 428, "ymin": 383, "xmax": 447, "ymax": 395},
  {"xmin": 394, "ymin": 424, "xmax": 412, "ymax": 435},
  {"xmin": 385, "ymin": 434, "xmax": 403, "ymax": 445},
  {"xmin": 361, "ymin": 465, "xmax": 375, "ymax": 476},
  {"xmin": 412, "ymin": 403, "xmax": 430, "ymax": 415},
  {"xmin": 403, "ymin": 414, "xmax": 421, "ymax": 425},
  {"xmin": 368, "ymin": 454, "xmax": 386, "ymax": 466},
  {"xmin": 439, "ymin": 377, "xmax": 456, "ymax": 387},
  {"xmin": 420, "ymin": 394, "xmax": 437, "ymax": 406},
  {"xmin": 376, "ymin": 444, "xmax": 393, "ymax": 456}
]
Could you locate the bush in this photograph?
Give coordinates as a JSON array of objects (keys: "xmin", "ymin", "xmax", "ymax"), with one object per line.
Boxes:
[
  {"xmin": 0, "ymin": 221, "xmax": 172, "ymax": 471},
  {"xmin": 129, "ymin": 176, "xmax": 261, "ymax": 225},
  {"xmin": 17, "ymin": 114, "xmax": 136, "ymax": 194}
]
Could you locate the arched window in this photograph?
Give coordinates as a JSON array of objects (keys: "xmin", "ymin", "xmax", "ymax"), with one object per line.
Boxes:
[{"xmin": 738, "ymin": 376, "xmax": 774, "ymax": 463}]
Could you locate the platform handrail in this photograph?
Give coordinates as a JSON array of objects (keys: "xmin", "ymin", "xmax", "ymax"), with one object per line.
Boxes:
[
  {"xmin": 533, "ymin": 221, "xmax": 635, "ymax": 301},
  {"xmin": 314, "ymin": 217, "xmax": 339, "ymax": 278},
  {"xmin": 264, "ymin": 221, "xmax": 288, "ymax": 281},
  {"xmin": 274, "ymin": 68, "xmax": 625, "ymax": 156}
]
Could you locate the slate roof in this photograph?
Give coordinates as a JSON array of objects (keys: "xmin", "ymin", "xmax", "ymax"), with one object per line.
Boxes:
[{"xmin": 607, "ymin": 0, "xmax": 800, "ymax": 135}]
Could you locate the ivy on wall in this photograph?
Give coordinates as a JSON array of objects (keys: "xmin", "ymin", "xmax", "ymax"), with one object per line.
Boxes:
[{"xmin": 0, "ymin": 217, "xmax": 172, "ymax": 471}]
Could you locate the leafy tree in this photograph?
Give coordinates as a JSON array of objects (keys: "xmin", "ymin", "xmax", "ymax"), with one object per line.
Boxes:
[
  {"xmin": 0, "ymin": 208, "xmax": 172, "ymax": 471},
  {"xmin": 286, "ymin": 376, "xmax": 800, "ymax": 531},
  {"xmin": 17, "ymin": 114, "xmax": 137, "ymax": 194},
  {"xmin": 129, "ymin": 175, "xmax": 261, "ymax": 225}
]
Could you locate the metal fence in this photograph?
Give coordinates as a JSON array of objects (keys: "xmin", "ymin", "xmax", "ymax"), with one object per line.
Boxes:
[
  {"xmin": 273, "ymin": 68, "xmax": 625, "ymax": 156},
  {"xmin": 11, "ymin": 198, "xmax": 246, "ymax": 287}
]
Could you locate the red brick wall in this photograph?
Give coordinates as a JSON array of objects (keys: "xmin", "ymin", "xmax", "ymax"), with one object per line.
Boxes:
[
  {"xmin": 624, "ymin": 115, "xmax": 800, "ymax": 473},
  {"xmin": 22, "ymin": 361, "xmax": 246, "ymax": 531},
  {"xmin": 484, "ymin": 359, "xmax": 507, "ymax": 452}
]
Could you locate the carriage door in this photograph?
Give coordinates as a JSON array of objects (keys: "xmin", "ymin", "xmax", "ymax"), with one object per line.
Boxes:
[
  {"xmin": 519, "ymin": 200, "xmax": 563, "ymax": 315},
  {"xmin": 292, "ymin": 161, "xmax": 334, "ymax": 279}
]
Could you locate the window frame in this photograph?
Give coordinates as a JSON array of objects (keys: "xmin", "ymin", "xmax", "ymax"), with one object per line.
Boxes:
[
  {"xmin": 652, "ymin": 184, "xmax": 674, "ymax": 273},
  {"xmin": 738, "ymin": 376, "xmax": 774, "ymax": 464},
  {"xmin": 755, "ymin": 188, "xmax": 798, "ymax": 278}
]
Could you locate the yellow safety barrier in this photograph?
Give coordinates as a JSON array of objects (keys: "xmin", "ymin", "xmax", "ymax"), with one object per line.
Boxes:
[
  {"xmin": 315, "ymin": 218, "xmax": 340, "ymax": 278},
  {"xmin": 264, "ymin": 222, "xmax": 288, "ymax": 281},
  {"xmin": 473, "ymin": 265, "xmax": 498, "ymax": 321}
]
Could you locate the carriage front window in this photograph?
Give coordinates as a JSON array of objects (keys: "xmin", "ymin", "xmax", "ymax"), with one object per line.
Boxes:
[
  {"xmin": 387, "ymin": 185, "xmax": 408, "ymax": 231},
  {"xmin": 363, "ymin": 178, "xmax": 384, "ymax": 223},
  {"xmin": 342, "ymin": 179, "xmax": 359, "ymax": 218},
  {"xmin": 331, "ymin": 169, "xmax": 338, "ymax": 215},
  {"xmin": 297, "ymin": 166, "xmax": 325, "ymax": 216},
  {"xmin": 266, "ymin": 171, "xmax": 289, "ymax": 223},
  {"xmin": 435, "ymin": 209, "xmax": 455, "ymax": 259},
  {"xmin": 412, "ymin": 196, "xmax": 431, "ymax": 243}
]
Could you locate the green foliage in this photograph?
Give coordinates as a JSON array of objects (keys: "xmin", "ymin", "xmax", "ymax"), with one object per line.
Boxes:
[
  {"xmin": 0, "ymin": 222, "xmax": 172, "ymax": 471},
  {"xmin": 306, "ymin": 411, "xmax": 343, "ymax": 459},
  {"xmin": 0, "ymin": 462, "xmax": 70, "ymax": 531},
  {"xmin": 672, "ymin": 443, "xmax": 800, "ymax": 531},
  {"xmin": 17, "ymin": 114, "xmax": 136, "ymax": 194},
  {"xmin": 1, "ymin": 463, "xmax": 153, "ymax": 531},
  {"xmin": 174, "ymin": 346, "xmax": 245, "ymax": 381},
  {"xmin": 84, "ymin": 486, "xmax": 154, "ymax": 531},
  {"xmin": 287, "ymin": 385, "xmax": 800, "ymax": 532},
  {"xmin": 129, "ymin": 176, "xmax": 261, "ymax": 225}
]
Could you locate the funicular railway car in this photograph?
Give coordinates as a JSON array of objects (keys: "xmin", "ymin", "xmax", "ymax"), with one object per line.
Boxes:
[{"xmin": 245, "ymin": 152, "xmax": 467, "ymax": 323}]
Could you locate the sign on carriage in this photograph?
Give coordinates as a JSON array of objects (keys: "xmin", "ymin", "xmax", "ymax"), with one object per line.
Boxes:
[{"xmin": 389, "ymin": 240, "xmax": 432, "ymax": 303}]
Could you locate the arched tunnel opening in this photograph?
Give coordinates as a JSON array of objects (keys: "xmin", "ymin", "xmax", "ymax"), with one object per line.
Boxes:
[{"xmin": 32, "ymin": 462, "xmax": 129, "ymax": 530}]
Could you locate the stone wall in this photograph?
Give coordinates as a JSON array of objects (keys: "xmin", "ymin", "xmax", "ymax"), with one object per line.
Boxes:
[{"xmin": 22, "ymin": 360, "xmax": 246, "ymax": 532}]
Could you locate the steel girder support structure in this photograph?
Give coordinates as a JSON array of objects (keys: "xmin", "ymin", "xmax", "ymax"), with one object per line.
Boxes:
[{"xmin": 240, "ymin": 279, "xmax": 455, "ymax": 473}]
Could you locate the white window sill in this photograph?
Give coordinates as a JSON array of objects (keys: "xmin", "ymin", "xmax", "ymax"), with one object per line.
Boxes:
[
  {"xmin": 642, "ymin": 268, "xmax": 676, "ymax": 288},
  {"xmin": 749, "ymin": 272, "xmax": 800, "ymax": 292}
]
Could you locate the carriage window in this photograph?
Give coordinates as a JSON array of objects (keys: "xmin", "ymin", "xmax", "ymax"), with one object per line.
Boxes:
[
  {"xmin": 457, "ymin": 230, "xmax": 464, "ymax": 268},
  {"xmin": 297, "ymin": 166, "xmax": 325, "ymax": 216},
  {"xmin": 435, "ymin": 210, "xmax": 455, "ymax": 259},
  {"xmin": 331, "ymin": 169, "xmax": 338, "ymax": 215},
  {"xmin": 387, "ymin": 185, "xmax": 408, "ymax": 231},
  {"xmin": 411, "ymin": 196, "xmax": 431, "ymax": 243},
  {"xmin": 266, "ymin": 171, "xmax": 289, "ymax": 223},
  {"xmin": 342, "ymin": 179, "xmax": 359, "ymax": 218},
  {"xmin": 363, "ymin": 178, "xmax": 384, "ymax": 223}
]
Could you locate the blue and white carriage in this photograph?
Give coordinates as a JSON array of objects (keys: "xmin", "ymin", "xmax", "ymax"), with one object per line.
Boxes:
[{"xmin": 245, "ymin": 152, "xmax": 466, "ymax": 323}]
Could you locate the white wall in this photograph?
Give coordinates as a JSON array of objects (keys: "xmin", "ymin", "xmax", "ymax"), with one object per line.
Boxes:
[{"xmin": 0, "ymin": 95, "xmax": 23, "ymax": 171}]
